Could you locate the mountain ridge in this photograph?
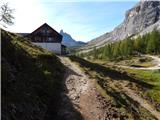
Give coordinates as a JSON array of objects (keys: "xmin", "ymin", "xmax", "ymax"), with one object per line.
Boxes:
[
  {"xmin": 60, "ymin": 30, "xmax": 86, "ymax": 47},
  {"xmin": 80, "ymin": 1, "xmax": 160, "ymax": 52}
]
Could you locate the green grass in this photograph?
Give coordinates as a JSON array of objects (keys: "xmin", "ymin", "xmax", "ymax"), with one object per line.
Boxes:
[
  {"xmin": 69, "ymin": 56, "xmax": 157, "ymax": 119},
  {"xmin": 2, "ymin": 29, "xmax": 65, "ymax": 119},
  {"xmin": 93, "ymin": 56, "xmax": 160, "ymax": 111},
  {"xmin": 11, "ymin": 33, "xmax": 53, "ymax": 57},
  {"xmin": 112, "ymin": 56, "xmax": 154, "ymax": 67},
  {"xmin": 91, "ymin": 56, "xmax": 160, "ymax": 108},
  {"xmin": 130, "ymin": 63, "xmax": 154, "ymax": 67},
  {"xmin": 126, "ymin": 69, "xmax": 160, "ymax": 85},
  {"xmin": 125, "ymin": 69, "xmax": 160, "ymax": 106}
]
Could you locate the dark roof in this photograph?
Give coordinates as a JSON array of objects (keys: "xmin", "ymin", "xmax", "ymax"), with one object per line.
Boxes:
[
  {"xmin": 26, "ymin": 23, "xmax": 63, "ymax": 43},
  {"xmin": 30, "ymin": 23, "xmax": 62, "ymax": 38}
]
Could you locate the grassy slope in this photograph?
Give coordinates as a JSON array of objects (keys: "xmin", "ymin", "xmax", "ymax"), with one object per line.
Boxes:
[
  {"xmin": 1, "ymin": 29, "xmax": 64, "ymax": 120},
  {"xmin": 92, "ymin": 57, "xmax": 160, "ymax": 109},
  {"xmin": 125, "ymin": 69, "xmax": 160, "ymax": 107},
  {"xmin": 69, "ymin": 56, "xmax": 158, "ymax": 120},
  {"xmin": 86, "ymin": 56, "xmax": 160, "ymax": 110}
]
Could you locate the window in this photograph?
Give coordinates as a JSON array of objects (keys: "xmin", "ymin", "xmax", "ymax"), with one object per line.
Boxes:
[
  {"xmin": 48, "ymin": 37, "xmax": 53, "ymax": 41},
  {"xmin": 35, "ymin": 37, "xmax": 40, "ymax": 41},
  {"xmin": 42, "ymin": 37, "xmax": 46, "ymax": 42},
  {"xmin": 47, "ymin": 30, "xmax": 50, "ymax": 33},
  {"xmin": 42, "ymin": 29, "xmax": 46, "ymax": 33}
]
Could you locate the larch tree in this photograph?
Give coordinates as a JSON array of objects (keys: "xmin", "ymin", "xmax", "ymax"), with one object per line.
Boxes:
[{"xmin": 0, "ymin": 3, "xmax": 14, "ymax": 28}]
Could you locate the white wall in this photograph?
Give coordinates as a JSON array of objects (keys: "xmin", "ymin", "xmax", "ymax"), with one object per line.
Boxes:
[{"xmin": 33, "ymin": 42, "xmax": 61, "ymax": 54}]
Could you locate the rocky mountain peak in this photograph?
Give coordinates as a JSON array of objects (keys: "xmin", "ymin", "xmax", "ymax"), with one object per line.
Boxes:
[
  {"xmin": 60, "ymin": 30, "xmax": 86, "ymax": 47},
  {"xmin": 81, "ymin": 1, "xmax": 160, "ymax": 51},
  {"xmin": 60, "ymin": 29, "xmax": 63, "ymax": 33}
]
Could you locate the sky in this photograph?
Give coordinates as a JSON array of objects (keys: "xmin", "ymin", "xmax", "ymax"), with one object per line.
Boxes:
[{"xmin": 1, "ymin": 0, "xmax": 138, "ymax": 42}]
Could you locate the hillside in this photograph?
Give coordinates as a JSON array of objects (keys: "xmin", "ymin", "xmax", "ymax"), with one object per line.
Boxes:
[
  {"xmin": 80, "ymin": 1, "xmax": 160, "ymax": 51},
  {"xmin": 77, "ymin": 29, "xmax": 160, "ymax": 61},
  {"xmin": 2, "ymin": 29, "xmax": 160, "ymax": 120},
  {"xmin": 60, "ymin": 30, "xmax": 86, "ymax": 47},
  {"xmin": 2, "ymin": 1, "xmax": 160, "ymax": 119},
  {"xmin": 68, "ymin": 55, "xmax": 160, "ymax": 120},
  {"xmin": 1, "ymin": 29, "xmax": 65, "ymax": 120}
]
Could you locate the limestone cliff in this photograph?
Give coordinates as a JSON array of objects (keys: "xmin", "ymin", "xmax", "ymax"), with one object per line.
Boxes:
[{"xmin": 81, "ymin": 1, "xmax": 160, "ymax": 51}]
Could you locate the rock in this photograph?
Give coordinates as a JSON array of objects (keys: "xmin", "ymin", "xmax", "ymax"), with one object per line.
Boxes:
[
  {"xmin": 112, "ymin": 112, "xmax": 119, "ymax": 118},
  {"xmin": 60, "ymin": 30, "xmax": 86, "ymax": 47},
  {"xmin": 81, "ymin": 1, "xmax": 160, "ymax": 51}
]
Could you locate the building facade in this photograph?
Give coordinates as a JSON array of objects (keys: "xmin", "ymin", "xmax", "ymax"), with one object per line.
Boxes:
[{"xmin": 27, "ymin": 23, "xmax": 66, "ymax": 55}]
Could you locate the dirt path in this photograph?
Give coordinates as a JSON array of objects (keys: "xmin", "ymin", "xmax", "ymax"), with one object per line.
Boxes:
[
  {"xmin": 57, "ymin": 56, "xmax": 160, "ymax": 120},
  {"xmin": 116, "ymin": 55, "xmax": 160, "ymax": 70},
  {"xmin": 58, "ymin": 56, "xmax": 120, "ymax": 120},
  {"xmin": 109, "ymin": 80, "xmax": 160, "ymax": 120}
]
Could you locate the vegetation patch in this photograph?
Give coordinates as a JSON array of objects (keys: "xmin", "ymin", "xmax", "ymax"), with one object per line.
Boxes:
[
  {"xmin": 77, "ymin": 29, "xmax": 160, "ymax": 61},
  {"xmin": 123, "ymin": 69, "xmax": 160, "ymax": 110},
  {"xmin": 2, "ymin": 29, "xmax": 65, "ymax": 120},
  {"xmin": 69, "ymin": 56, "xmax": 157, "ymax": 119}
]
